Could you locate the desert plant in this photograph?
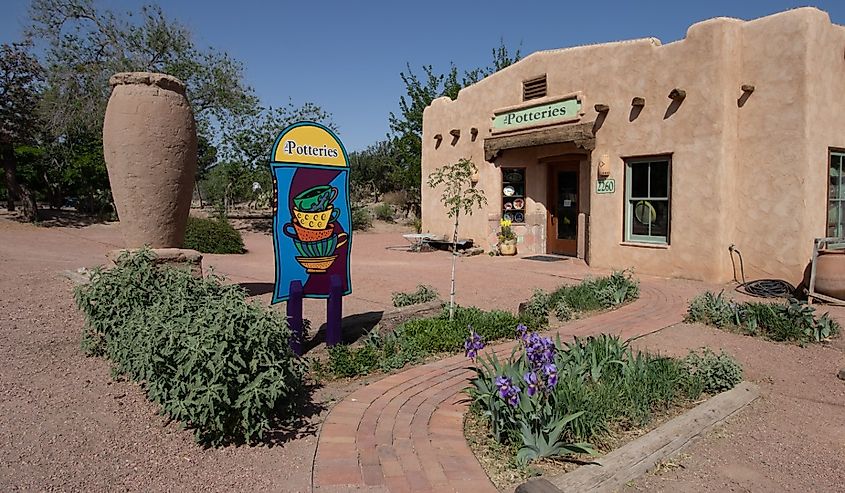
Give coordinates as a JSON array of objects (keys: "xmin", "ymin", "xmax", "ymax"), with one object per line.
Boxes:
[
  {"xmin": 682, "ymin": 349, "xmax": 743, "ymax": 394},
  {"xmin": 374, "ymin": 203, "xmax": 395, "ymax": 222},
  {"xmin": 74, "ymin": 249, "xmax": 305, "ymax": 445},
  {"xmin": 392, "ymin": 284, "xmax": 439, "ymax": 307},
  {"xmin": 183, "ymin": 216, "xmax": 245, "ymax": 254},
  {"xmin": 685, "ymin": 291, "xmax": 736, "ymax": 328},
  {"xmin": 427, "ymin": 158, "xmax": 487, "ymax": 320},
  {"xmin": 351, "ymin": 202, "xmax": 373, "ymax": 230}
]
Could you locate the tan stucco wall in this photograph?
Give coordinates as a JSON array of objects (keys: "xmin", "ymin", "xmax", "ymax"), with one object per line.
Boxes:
[{"xmin": 421, "ymin": 7, "xmax": 845, "ymax": 284}]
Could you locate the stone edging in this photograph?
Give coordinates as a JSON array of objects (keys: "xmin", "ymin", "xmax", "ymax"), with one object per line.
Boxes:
[{"xmin": 516, "ymin": 381, "xmax": 761, "ymax": 493}]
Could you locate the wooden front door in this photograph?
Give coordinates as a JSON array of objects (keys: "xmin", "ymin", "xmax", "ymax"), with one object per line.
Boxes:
[{"xmin": 547, "ymin": 162, "xmax": 579, "ymax": 255}]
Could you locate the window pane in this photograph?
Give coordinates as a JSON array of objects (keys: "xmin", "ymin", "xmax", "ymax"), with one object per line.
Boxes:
[
  {"xmin": 649, "ymin": 161, "xmax": 669, "ymax": 198},
  {"xmin": 630, "ymin": 200, "xmax": 651, "ymax": 237},
  {"xmin": 827, "ymin": 201, "xmax": 843, "ymax": 236},
  {"xmin": 650, "ymin": 200, "xmax": 670, "ymax": 238},
  {"xmin": 630, "ymin": 164, "xmax": 648, "ymax": 198}
]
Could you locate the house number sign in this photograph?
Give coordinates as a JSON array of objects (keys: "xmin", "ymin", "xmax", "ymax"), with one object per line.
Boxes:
[{"xmin": 597, "ymin": 179, "xmax": 615, "ymax": 194}]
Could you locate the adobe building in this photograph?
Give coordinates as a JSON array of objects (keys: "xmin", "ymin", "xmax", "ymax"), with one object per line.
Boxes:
[{"xmin": 421, "ymin": 7, "xmax": 845, "ymax": 284}]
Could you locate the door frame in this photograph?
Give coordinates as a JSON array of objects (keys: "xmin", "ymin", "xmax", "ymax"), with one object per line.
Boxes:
[{"xmin": 546, "ymin": 161, "xmax": 580, "ymax": 255}]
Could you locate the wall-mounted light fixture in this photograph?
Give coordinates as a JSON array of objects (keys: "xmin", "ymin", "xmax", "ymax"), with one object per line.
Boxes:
[
  {"xmin": 668, "ymin": 88, "xmax": 686, "ymax": 101},
  {"xmin": 470, "ymin": 127, "xmax": 478, "ymax": 142},
  {"xmin": 631, "ymin": 97, "xmax": 645, "ymax": 107},
  {"xmin": 594, "ymin": 103, "xmax": 610, "ymax": 113},
  {"xmin": 434, "ymin": 133, "xmax": 442, "ymax": 149},
  {"xmin": 597, "ymin": 153, "xmax": 611, "ymax": 178}
]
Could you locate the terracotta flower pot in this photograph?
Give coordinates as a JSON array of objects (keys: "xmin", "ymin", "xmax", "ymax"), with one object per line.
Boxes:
[
  {"xmin": 814, "ymin": 250, "xmax": 845, "ymax": 300},
  {"xmin": 103, "ymin": 72, "xmax": 197, "ymax": 248},
  {"xmin": 499, "ymin": 239, "xmax": 517, "ymax": 256}
]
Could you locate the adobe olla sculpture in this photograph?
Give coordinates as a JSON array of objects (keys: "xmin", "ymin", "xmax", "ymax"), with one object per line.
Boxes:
[{"xmin": 102, "ymin": 72, "xmax": 202, "ymax": 272}]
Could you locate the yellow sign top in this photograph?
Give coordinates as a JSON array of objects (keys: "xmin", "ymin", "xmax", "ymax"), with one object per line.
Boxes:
[{"xmin": 272, "ymin": 124, "xmax": 347, "ymax": 167}]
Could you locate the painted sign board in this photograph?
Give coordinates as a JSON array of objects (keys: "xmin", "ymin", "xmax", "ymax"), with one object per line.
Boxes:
[
  {"xmin": 270, "ymin": 122, "xmax": 352, "ymax": 303},
  {"xmin": 597, "ymin": 179, "xmax": 616, "ymax": 194},
  {"xmin": 493, "ymin": 98, "xmax": 581, "ymax": 131}
]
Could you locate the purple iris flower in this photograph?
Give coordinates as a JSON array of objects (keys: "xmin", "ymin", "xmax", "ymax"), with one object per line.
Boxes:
[
  {"xmin": 495, "ymin": 375, "xmax": 513, "ymax": 399},
  {"xmin": 523, "ymin": 371, "xmax": 539, "ymax": 396},
  {"xmin": 542, "ymin": 362, "xmax": 558, "ymax": 388},
  {"xmin": 495, "ymin": 375, "xmax": 522, "ymax": 407},
  {"xmin": 464, "ymin": 327, "xmax": 485, "ymax": 360},
  {"xmin": 516, "ymin": 323, "xmax": 529, "ymax": 341}
]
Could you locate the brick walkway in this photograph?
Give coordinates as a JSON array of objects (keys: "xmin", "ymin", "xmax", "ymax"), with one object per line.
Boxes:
[{"xmin": 311, "ymin": 279, "xmax": 704, "ymax": 492}]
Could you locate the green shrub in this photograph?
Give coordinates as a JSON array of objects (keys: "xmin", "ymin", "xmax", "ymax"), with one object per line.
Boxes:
[
  {"xmin": 682, "ymin": 349, "xmax": 742, "ymax": 394},
  {"xmin": 392, "ymin": 285, "xmax": 439, "ymax": 307},
  {"xmin": 351, "ymin": 203, "xmax": 372, "ymax": 230},
  {"xmin": 74, "ymin": 249, "xmax": 305, "ymax": 445},
  {"xmin": 183, "ymin": 216, "xmax": 245, "ymax": 254},
  {"xmin": 374, "ymin": 203, "xmax": 395, "ymax": 222},
  {"xmin": 686, "ymin": 292, "xmax": 840, "ymax": 343}
]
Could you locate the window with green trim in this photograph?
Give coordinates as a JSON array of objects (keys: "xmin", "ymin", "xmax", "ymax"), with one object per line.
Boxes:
[
  {"xmin": 829, "ymin": 151, "xmax": 845, "ymax": 237},
  {"xmin": 625, "ymin": 158, "xmax": 671, "ymax": 244}
]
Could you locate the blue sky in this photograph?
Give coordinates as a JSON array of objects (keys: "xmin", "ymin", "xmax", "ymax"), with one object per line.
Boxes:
[{"xmin": 2, "ymin": 1, "xmax": 844, "ymax": 151}]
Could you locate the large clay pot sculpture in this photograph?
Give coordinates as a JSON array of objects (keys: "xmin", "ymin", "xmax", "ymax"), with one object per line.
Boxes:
[
  {"xmin": 814, "ymin": 250, "xmax": 845, "ymax": 300},
  {"xmin": 103, "ymin": 72, "xmax": 197, "ymax": 248}
]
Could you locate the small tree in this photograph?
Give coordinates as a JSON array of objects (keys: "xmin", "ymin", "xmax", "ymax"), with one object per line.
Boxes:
[{"xmin": 427, "ymin": 158, "xmax": 487, "ymax": 320}]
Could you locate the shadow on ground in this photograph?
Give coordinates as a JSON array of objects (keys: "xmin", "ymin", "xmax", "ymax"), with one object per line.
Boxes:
[
  {"xmin": 305, "ymin": 311, "xmax": 384, "ymax": 353},
  {"xmin": 10, "ymin": 208, "xmax": 114, "ymax": 228},
  {"xmin": 240, "ymin": 282, "xmax": 275, "ymax": 296},
  {"xmin": 263, "ymin": 382, "xmax": 325, "ymax": 446}
]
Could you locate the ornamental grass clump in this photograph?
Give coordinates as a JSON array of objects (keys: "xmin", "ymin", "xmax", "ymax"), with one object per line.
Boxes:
[
  {"xmin": 466, "ymin": 327, "xmax": 731, "ymax": 465},
  {"xmin": 74, "ymin": 249, "xmax": 306, "ymax": 445}
]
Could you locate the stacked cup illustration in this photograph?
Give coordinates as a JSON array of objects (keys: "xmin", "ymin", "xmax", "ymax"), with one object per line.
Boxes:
[{"xmin": 284, "ymin": 185, "xmax": 348, "ymax": 273}]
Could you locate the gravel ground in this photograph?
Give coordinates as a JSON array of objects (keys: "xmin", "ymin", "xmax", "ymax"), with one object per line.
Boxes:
[
  {"xmin": 625, "ymin": 323, "xmax": 845, "ymax": 493},
  {"xmin": 3, "ymin": 212, "xmax": 845, "ymax": 492}
]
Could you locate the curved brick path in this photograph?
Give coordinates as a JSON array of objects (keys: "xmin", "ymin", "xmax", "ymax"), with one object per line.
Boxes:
[{"xmin": 312, "ymin": 280, "xmax": 702, "ymax": 492}]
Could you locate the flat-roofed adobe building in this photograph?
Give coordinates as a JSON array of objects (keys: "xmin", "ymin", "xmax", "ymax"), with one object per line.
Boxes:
[{"xmin": 421, "ymin": 7, "xmax": 845, "ymax": 284}]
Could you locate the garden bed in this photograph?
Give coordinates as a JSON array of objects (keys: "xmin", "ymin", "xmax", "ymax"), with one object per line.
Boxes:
[
  {"xmin": 462, "ymin": 328, "xmax": 744, "ymax": 491},
  {"xmin": 312, "ymin": 272, "xmax": 641, "ymax": 381}
]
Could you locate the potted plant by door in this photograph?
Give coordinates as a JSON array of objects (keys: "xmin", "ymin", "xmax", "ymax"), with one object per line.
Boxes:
[{"xmin": 498, "ymin": 218, "xmax": 517, "ymax": 256}]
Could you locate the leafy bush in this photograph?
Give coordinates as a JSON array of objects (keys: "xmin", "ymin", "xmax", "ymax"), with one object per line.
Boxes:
[
  {"xmin": 682, "ymin": 349, "xmax": 742, "ymax": 394},
  {"xmin": 686, "ymin": 292, "xmax": 840, "ymax": 343},
  {"xmin": 467, "ymin": 328, "xmax": 720, "ymax": 465},
  {"xmin": 525, "ymin": 271, "xmax": 640, "ymax": 325},
  {"xmin": 183, "ymin": 216, "xmax": 245, "ymax": 254},
  {"xmin": 351, "ymin": 203, "xmax": 372, "ymax": 230},
  {"xmin": 74, "ymin": 249, "xmax": 305, "ymax": 445},
  {"xmin": 392, "ymin": 285, "xmax": 439, "ymax": 307},
  {"xmin": 374, "ymin": 203, "xmax": 395, "ymax": 222}
]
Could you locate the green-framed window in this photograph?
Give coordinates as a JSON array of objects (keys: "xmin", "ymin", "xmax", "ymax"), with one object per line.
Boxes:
[
  {"xmin": 829, "ymin": 151, "xmax": 845, "ymax": 237},
  {"xmin": 625, "ymin": 157, "xmax": 671, "ymax": 244}
]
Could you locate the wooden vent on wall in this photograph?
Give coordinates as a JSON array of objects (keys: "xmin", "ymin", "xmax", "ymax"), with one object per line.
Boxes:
[{"xmin": 523, "ymin": 75, "xmax": 547, "ymax": 101}]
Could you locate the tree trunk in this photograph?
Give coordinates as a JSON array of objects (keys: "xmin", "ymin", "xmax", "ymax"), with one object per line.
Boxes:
[
  {"xmin": 2, "ymin": 142, "xmax": 18, "ymax": 212},
  {"xmin": 1, "ymin": 142, "xmax": 37, "ymax": 221},
  {"xmin": 449, "ymin": 211, "xmax": 459, "ymax": 321},
  {"xmin": 195, "ymin": 179, "xmax": 204, "ymax": 208}
]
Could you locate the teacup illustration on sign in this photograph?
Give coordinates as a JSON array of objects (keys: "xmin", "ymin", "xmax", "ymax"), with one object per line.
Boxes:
[
  {"xmin": 293, "ymin": 185, "xmax": 338, "ymax": 212},
  {"xmin": 284, "ymin": 184, "xmax": 345, "ymax": 273},
  {"xmin": 293, "ymin": 207, "xmax": 340, "ymax": 230}
]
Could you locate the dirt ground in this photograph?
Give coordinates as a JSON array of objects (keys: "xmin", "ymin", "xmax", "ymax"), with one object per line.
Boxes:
[
  {"xmin": 626, "ymin": 323, "xmax": 845, "ymax": 493},
  {"xmin": 1, "ymin": 211, "xmax": 844, "ymax": 492}
]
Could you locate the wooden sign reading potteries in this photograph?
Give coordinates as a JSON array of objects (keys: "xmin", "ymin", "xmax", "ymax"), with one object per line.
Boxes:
[{"xmin": 269, "ymin": 122, "xmax": 352, "ymax": 303}]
